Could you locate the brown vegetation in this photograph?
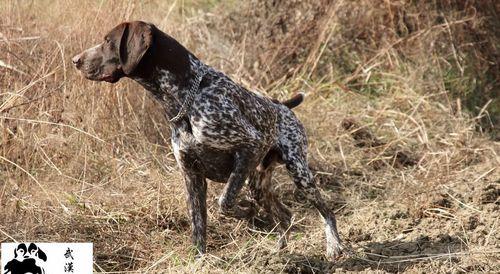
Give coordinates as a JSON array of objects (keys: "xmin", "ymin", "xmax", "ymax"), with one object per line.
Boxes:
[{"xmin": 1, "ymin": 0, "xmax": 499, "ymax": 273}]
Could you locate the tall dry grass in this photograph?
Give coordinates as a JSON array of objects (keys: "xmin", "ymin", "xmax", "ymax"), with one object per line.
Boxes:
[{"xmin": 1, "ymin": 0, "xmax": 499, "ymax": 273}]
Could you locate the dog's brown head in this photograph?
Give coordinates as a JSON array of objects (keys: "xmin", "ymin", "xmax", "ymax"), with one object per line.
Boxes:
[{"xmin": 72, "ymin": 21, "xmax": 153, "ymax": 83}]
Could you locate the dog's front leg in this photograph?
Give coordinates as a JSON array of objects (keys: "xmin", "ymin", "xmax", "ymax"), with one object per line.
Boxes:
[
  {"xmin": 171, "ymin": 130, "xmax": 208, "ymax": 257},
  {"xmin": 183, "ymin": 171, "xmax": 208, "ymax": 257},
  {"xmin": 218, "ymin": 150, "xmax": 257, "ymax": 219}
]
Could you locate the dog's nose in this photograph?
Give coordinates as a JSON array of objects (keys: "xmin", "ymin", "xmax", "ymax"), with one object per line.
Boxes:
[{"xmin": 72, "ymin": 54, "xmax": 82, "ymax": 68}]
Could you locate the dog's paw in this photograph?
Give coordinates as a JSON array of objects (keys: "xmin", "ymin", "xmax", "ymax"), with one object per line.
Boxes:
[
  {"xmin": 219, "ymin": 199, "xmax": 258, "ymax": 220},
  {"xmin": 194, "ymin": 252, "xmax": 205, "ymax": 261},
  {"xmin": 326, "ymin": 242, "xmax": 344, "ymax": 261},
  {"xmin": 277, "ymin": 235, "xmax": 288, "ymax": 250}
]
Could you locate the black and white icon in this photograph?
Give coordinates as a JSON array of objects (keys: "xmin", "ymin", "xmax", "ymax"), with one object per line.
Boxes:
[
  {"xmin": 3, "ymin": 243, "xmax": 47, "ymax": 274},
  {"xmin": 2, "ymin": 242, "xmax": 92, "ymax": 274}
]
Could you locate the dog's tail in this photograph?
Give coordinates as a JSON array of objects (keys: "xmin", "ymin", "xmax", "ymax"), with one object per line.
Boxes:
[{"xmin": 274, "ymin": 92, "xmax": 305, "ymax": 109}]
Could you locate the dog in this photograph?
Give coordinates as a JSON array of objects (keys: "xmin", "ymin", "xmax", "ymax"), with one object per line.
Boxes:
[{"xmin": 72, "ymin": 21, "xmax": 343, "ymax": 259}]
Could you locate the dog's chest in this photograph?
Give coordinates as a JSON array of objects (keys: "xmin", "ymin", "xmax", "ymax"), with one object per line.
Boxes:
[{"xmin": 171, "ymin": 124, "xmax": 234, "ymax": 182}]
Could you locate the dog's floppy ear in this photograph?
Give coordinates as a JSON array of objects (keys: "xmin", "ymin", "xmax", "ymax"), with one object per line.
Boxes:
[{"xmin": 118, "ymin": 21, "xmax": 153, "ymax": 75}]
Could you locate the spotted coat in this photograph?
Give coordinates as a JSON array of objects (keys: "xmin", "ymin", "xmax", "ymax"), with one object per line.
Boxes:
[{"xmin": 72, "ymin": 21, "xmax": 343, "ymax": 260}]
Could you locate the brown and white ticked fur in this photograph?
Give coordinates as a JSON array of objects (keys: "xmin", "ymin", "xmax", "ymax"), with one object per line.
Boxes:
[{"xmin": 72, "ymin": 21, "xmax": 343, "ymax": 260}]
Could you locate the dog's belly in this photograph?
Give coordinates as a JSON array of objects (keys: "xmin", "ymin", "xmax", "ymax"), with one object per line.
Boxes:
[{"xmin": 193, "ymin": 145, "xmax": 234, "ymax": 182}]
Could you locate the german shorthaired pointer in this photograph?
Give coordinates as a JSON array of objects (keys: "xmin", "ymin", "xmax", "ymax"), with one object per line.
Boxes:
[{"xmin": 72, "ymin": 21, "xmax": 343, "ymax": 259}]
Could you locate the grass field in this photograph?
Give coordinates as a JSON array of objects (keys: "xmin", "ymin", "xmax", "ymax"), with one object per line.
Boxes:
[{"xmin": 1, "ymin": 0, "xmax": 499, "ymax": 273}]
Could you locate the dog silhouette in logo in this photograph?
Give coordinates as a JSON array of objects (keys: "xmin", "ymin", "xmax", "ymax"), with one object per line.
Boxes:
[{"xmin": 3, "ymin": 243, "xmax": 46, "ymax": 274}]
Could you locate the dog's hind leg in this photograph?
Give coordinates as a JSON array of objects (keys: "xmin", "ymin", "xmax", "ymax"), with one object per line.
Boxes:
[
  {"xmin": 277, "ymin": 130, "xmax": 343, "ymax": 260},
  {"xmin": 285, "ymin": 157, "xmax": 343, "ymax": 259},
  {"xmin": 248, "ymin": 163, "xmax": 292, "ymax": 249}
]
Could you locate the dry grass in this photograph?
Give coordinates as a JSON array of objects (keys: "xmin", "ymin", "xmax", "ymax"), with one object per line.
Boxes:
[{"xmin": 1, "ymin": 0, "xmax": 499, "ymax": 273}]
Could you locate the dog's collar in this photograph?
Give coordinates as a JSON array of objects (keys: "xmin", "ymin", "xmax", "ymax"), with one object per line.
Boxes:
[{"xmin": 169, "ymin": 66, "xmax": 207, "ymax": 123}]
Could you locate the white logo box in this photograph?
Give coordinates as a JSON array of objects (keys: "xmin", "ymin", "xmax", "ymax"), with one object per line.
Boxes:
[{"xmin": 1, "ymin": 242, "xmax": 93, "ymax": 274}]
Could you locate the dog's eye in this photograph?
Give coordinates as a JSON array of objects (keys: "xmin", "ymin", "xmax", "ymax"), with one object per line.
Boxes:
[{"xmin": 105, "ymin": 37, "xmax": 111, "ymax": 44}]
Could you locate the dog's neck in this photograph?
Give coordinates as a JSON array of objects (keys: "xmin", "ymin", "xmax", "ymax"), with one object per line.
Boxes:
[
  {"xmin": 132, "ymin": 59, "xmax": 205, "ymax": 123},
  {"xmin": 129, "ymin": 28, "xmax": 207, "ymax": 122}
]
